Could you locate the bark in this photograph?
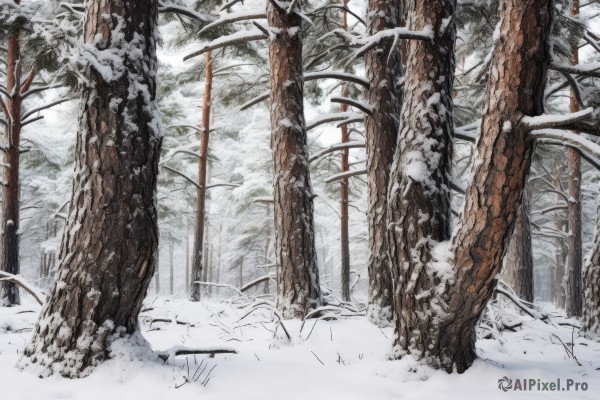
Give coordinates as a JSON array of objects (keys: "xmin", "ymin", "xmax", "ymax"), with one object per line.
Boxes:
[
  {"xmin": 21, "ymin": 0, "xmax": 161, "ymax": 377},
  {"xmin": 169, "ymin": 242, "xmax": 174, "ymax": 295},
  {"xmin": 387, "ymin": 0, "xmax": 455, "ymax": 365},
  {"xmin": 339, "ymin": 1, "xmax": 351, "ymax": 303},
  {"xmin": 553, "ymin": 167, "xmax": 567, "ymax": 308},
  {"xmin": 364, "ymin": 0, "xmax": 403, "ymax": 326},
  {"xmin": 190, "ymin": 50, "xmax": 213, "ymax": 301},
  {"xmin": 582, "ymin": 205, "xmax": 600, "ymax": 340},
  {"xmin": 566, "ymin": 0, "xmax": 583, "ymax": 318},
  {"xmin": 268, "ymin": 0, "xmax": 322, "ymax": 318},
  {"xmin": 0, "ymin": 0, "xmax": 23, "ymax": 306},
  {"xmin": 185, "ymin": 225, "xmax": 190, "ymax": 290},
  {"xmin": 500, "ymin": 188, "xmax": 534, "ymax": 302},
  {"xmin": 446, "ymin": 0, "xmax": 552, "ymax": 372},
  {"xmin": 389, "ymin": 0, "xmax": 553, "ymax": 373}
]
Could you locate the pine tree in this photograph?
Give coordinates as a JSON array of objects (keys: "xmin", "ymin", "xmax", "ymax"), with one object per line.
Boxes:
[{"xmin": 21, "ymin": 0, "xmax": 162, "ymax": 377}]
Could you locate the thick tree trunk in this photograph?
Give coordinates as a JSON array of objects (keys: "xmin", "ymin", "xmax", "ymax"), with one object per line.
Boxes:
[
  {"xmin": 566, "ymin": 0, "xmax": 582, "ymax": 317},
  {"xmin": 388, "ymin": 0, "xmax": 455, "ymax": 365},
  {"xmin": 268, "ymin": 0, "xmax": 322, "ymax": 318},
  {"xmin": 0, "ymin": 0, "xmax": 23, "ymax": 306},
  {"xmin": 389, "ymin": 0, "xmax": 552, "ymax": 373},
  {"xmin": 21, "ymin": 0, "xmax": 161, "ymax": 377},
  {"xmin": 445, "ymin": 0, "xmax": 552, "ymax": 372},
  {"xmin": 364, "ymin": 0, "xmax": 403, "ymax": 326},
  {"xmin": 500, "ymin": 188, "xmax": 534, "ymax": 302},
  {"xmin": 190, "ymin": 50, "xmax": 213, "ymax": 301},
  {"xmin": 582, "ymin": 205, "xmax": 600, "ymax": 340}
]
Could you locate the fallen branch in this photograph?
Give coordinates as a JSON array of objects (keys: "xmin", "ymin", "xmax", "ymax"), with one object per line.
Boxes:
[{"xmin": 157, "ymin": 346, "xmax": 237, "ymax": 362}]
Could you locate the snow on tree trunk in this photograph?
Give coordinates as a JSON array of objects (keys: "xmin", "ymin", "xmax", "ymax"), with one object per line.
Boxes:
[
  {"xmin": 566, "ymin": 0, "xmax": 582, "ymax": 318},
  {"xmin": 387, "ymin": 0, "xmax": 455, "ymax": 366},
  {"xmin": 20, "ymin": 0, "xmax": 162, "ymax": 377},
  {"xmin": 500, "ymin": 189, "xmax": 534, "ymax": 302},
  {"xmin": 582, "ymin": 205, "xmax": 600, "ymax": 340},
  {"xmin": 0, "ymin": 0, "xmax": 23, "ymax": 306},
  {"xmin": 389, "ymin": 0, "xmax": 553, "ymax": 373},
  {"xmin": 364, "ymin": 0, "xmax": 403, "ymax": 326},
  {"xmin": 190, "ymin": 50, "xmax": 213, "ymax": 301},
  {"xmin": 446, "ymin": 0, "xmax": 552, "ymax": 372},
  {"xmin": 268, "ymin": 0, "xmax": 322, "ymax": 319}
]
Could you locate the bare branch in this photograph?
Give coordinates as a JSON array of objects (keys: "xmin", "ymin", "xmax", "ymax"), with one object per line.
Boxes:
[
  {"xmin": 325, "ymin": 168, "xmax": 367, "ymax": 183},
  {"xmin": 309, "ymin": 140, "xmax": 365, "ymax": 163},
  {"xmin": 161, "ymin": 165, "xmax": 201, "ymax": 190},
  {"xmin": 21, "ymin": 97, "xmax": 76, "ymax": 122},
  {"xmin": 330, "ymin": 96, "xmax": 373, "ymax": 115},
  {"xmin": 0, "ymin": 271, "xmax": 44, "ymax": 305},
  {"xmin": 199, "ymin": 12, "xmax": 266, "ymax": 35},
  {"xmin": 183, "ymin": 30, "xmax": 268, "ymax": 61}
]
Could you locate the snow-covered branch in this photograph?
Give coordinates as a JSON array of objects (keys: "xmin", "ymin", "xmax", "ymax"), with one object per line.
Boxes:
[
  {"xmin": 183, "ymin": 30, "xmax": 268, "ymax": 61},
  {"xmin": 330, "ymin": 96, "xmax": 373, "ymax": 115},
  {"xmin": 521, "ymin": 108, "xmax": 594, "ymax": 131},
  {"xmin": 0, "ymin": 271, "xmax": 44, "ymax": 305},
  {"xmin": 157, "ymin": 1, "xmax": 214, "ymax": 22},
  {"xmin": 530, "ymin": 129, "xmax": 600, "ymax": 165},
  {"xmin": 156, "ymin": 345, "xmax": 237, "ymax": 362},
  {"xmin": 325, "ymin": 168, "xmax": 367, "ymax": 184},
  {"xmin": 309, "ymin": 140, "xmax": 365, "ymax": 163},
  {"xmin": 306, "ymin": 112, "xmax": 361, "ymax": 131},
  {"xmin": 240, "ymin": 274, "xmax": 275, "ymax": 293},
  {"xmin": 20, "ymin": 97, "xmax": 76, "ymax": 123},
  {"xmin": 161, "ymin": 165, "xmax": 201, "ymax": 190},
  {"xmin": 550, "ymin": 62, "xmax": 600, "ymax": 79},
  {"xmin": 198, "ymin": 11, "xmax": 266, "ymax": 35},
  {"xmin": 305, "ymin": 71, "xmax": 369, "ymax": 88}
]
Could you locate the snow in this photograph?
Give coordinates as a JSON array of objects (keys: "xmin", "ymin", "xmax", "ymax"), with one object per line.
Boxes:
[{"xmin": 2, "ymin": 297, "xmax": 599, "ymax": 399}]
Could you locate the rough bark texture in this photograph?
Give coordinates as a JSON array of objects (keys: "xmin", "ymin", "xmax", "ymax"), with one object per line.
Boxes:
[
  {"xmin": 268, "ymin": 0, "xmax": 322, "ymax": 318},
  {"xmin": 446, "ymin": 0, "xmax": 552, "ymax": 372},
  {"xmin": 21, "ymin": 0, "xmax": 161, "ymax": 377},
  {"xmin": 339, "ymin": 2, "xmax": 350, "ymax": 302},
  {"xmin": 364, "ymin": 0, "xmax": 403, "ymax": 326},
  {"xmin": 0, "ymin": 0, "xmax": 23, "ymax": 306},
  {"xmin": 388, "ymin": 0, "xmax": 455, "ymax": 365},
  {"xmin": 190, "ymin": 51, "xmax": 213, "ymax": 301},
  {"xmin": 553, "ymin": 167, "xmax": 567, "ymax": 308},
  {"xmin": 582, "ymin": 205, "xmax": 600, "ymax": 340},
  {"xmin": 566, "ymin": 0, "xmax": 582, "ymax": 317},
  {"xmin": 500, "ymin": 190, "xmax": 534, "ymax": 302}
]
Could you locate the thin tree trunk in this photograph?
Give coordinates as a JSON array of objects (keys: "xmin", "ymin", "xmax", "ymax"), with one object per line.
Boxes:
[
  {"xmin": 22, "ymin": 0, "xmax": 161, "ymax": 377},
  {"xmin": 389, "ymin": 0, "xmax": 553, "ymax": 373},
  {"xmin": 268, "ymin": 0, "xmax": 322, "ymax": 318},
  {"xmin": 500, "ymin": 187, "xmax": 534, "ymax": 302},
  {"xmin": 169, "ymin": 242, "xmax": 174, "ymax": 295},
  {"xmin": 582, "ymin": 205, "xmax": 600, "ymax": 340},
  {"xmin": 190, "ymin": 50, "xmax": 213, "ymax": 301},
  {"xmin": 263, "ymin": 217, "xmax": 271, "ymax": 295},
  {"xmin": 155, "ymin": 247, "xmax": 160, "ymax": 294},
  {"xmin": 553, "ymin": 167, "xmax": 567, "ymax": 308},
  {"xmin": 185, "ymin": 224, "xmax": 190, "ymax": 290},
  {"xmin": 0, "ymin": 0, "xmax": 24, "ymax": 306},
  {"xmin": 364, "ymin": 0, "xmax": 403, "ymax": 326},
  {"xmin": 239, "ymin": 257, "xmax": 244, "ymax": 289},
  {"xmin": 339, "ymin": 0, "xmax": 351, "ymax": 302},
  {"xmin": 566, "ymin": 0, "xmax": 582, "ymax": 318}
]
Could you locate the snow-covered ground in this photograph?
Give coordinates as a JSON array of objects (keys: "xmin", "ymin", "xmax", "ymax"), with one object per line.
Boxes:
[{"xmin": 1, "ymin": 296, "xmax": 599, "ymax": 399}]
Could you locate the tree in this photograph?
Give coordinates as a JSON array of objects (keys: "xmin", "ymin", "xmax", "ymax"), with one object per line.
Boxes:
[
  {"xmin": 21, "ymin": 0, "xmax": 162, "ymax": 377},
  {"xmin": 582, "ymin": 205, "xmax": 600, "ymax": 340},
  {"xmin": 389, "ymin": 0, "xmax": 554, "ymax": 373},
  {"xmin": 364, "ymin": 0, "xmax": 403, "ymax": 325},
  {"xmin": 500, "ymin": 189, "xmax": 534, "ymax": 302},
  {"xmin": 190, "ymin": 50, "xmax": 213, "ymax": 301},
  {"xmin": 565, "ymin": 0, "xmax": 583, "ymax": 318},
  {"xmin": 268, "ymin": 0, "xmax": 322, "ymax": 318}
]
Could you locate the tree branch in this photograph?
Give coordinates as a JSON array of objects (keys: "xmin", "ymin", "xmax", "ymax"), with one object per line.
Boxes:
[
  {"xmin": 0, "ymin": 271, "xmax": 44, "ymax": 305},
  {"xmin": 309, "ymin": 140, "xmax": 365, "ymax": 163},
  {"xmin": 199, "ymin": 12, "xmax": 266, "ymax": 35},
  {"xmin": 183, "ymin": 30, "xmax": 268, "ymax": 61},
  {"xmin": 330, "ymin": 96, "xmax": 373, "ymax": 115},
  {"xmin": 521, "ymin": 108, "xmax": 593, "ymax": 131},
  {"xmin": 325, "ymin": 168, "xmax": 367, "ymax": 183}
]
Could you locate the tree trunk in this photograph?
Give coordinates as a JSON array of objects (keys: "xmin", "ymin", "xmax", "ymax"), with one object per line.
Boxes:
[
  {"xmin": 389, "ymin": 0, "xmax": 553, "ymax": 373},
  {"xmin": 155, "ymin": 247, "xmax": 160, "ymax": 294},
  {"xmin": 169, "ymin": 242, "xmax": 174, "ymax": 295},
  {"xmin": 190, "ymin": 50, "xmax": 213, "ymax": 301},
  {"xmin": 339, "ymin": 1, "xmax": 351, "ymax": 303},
  {"xmin": 364, "ymin": 0, "xmax": 403, "ymax": 326},
  {"xmin": 263, "ymin": 218, "xmax": 272, "ymax": 295},
  {"xmin": 446, "ymin": 0, "xmax": 552, "ymax": 372},
  {"xmin": 553, "ymin": 167, "xmax": 567, "ymax": 308},
  {"xmin": 582, "ymin": 205, "xmax": 600, "ymax": 340},
  {"xmin": 268, "ymin": 0, "xmax": 322, "ymax": 318},
  {"xmin": 0, "ymin": 0, "xmax": 23, "ymax": 306},
  {"xmin": 566, "ymin": 0, "xmax": 582, "ymax": 318},
  {"xmin": 21, "ymin": 0, "xmax": 161, "ymax": 377},
  {"xmin": 500, "ymin": 187, "xmax": 534, "ymax": 302},
  {"xmin": 387, "ymin": 0, "xmax": 455, "ymax": 365},
  {"xmin": 185, "ymin": 225, "xmax": 190, "ymax": 290}
]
